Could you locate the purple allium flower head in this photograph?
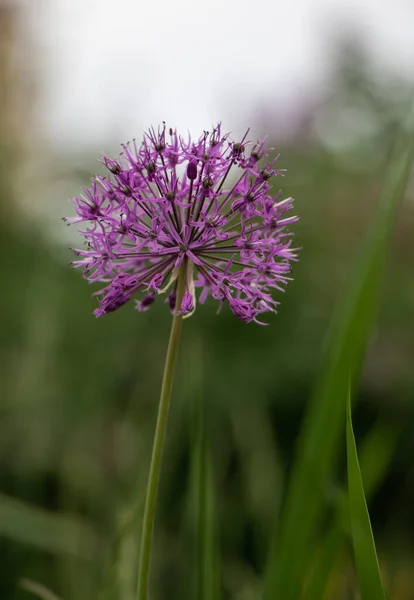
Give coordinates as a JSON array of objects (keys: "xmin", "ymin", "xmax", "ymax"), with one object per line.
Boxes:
[{"xmin": 65, "ymin": 123, "xmax": 299, "ymax": 324}]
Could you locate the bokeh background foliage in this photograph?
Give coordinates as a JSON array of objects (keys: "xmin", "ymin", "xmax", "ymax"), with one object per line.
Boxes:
[{"xmin": 2, "ymin": 5, "xmax": 414, "ymax": 599}]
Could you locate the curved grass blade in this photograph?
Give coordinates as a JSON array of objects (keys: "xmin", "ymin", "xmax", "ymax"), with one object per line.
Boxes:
[
  {"xmin": 19, "ymin": 579, "xmax": 62, "ymax": 600},
  {"xmin": 0, "ymin": 493, "xmax": 97, "ymax": 559},
  {"xmin": 306, "ymin": 419, "xmax": 398, "ymax": 600},
  {"xmin": 264, "ymin": 100, "xmax": 414, "ymax": 600},
  {"xmin": 346, "ymin": 386, "xmax": 386, "ymax": 599}
]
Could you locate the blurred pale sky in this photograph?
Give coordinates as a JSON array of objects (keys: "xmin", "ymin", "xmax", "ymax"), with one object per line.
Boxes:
[{"xmin": 27, "ymin": 0, "xmax": 414, "ymax": 149}]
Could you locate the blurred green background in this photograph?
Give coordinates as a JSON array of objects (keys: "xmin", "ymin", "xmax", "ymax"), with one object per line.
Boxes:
[{"xmin": 1, "ymin": 3, "xmax": 414, "ymax": 599}]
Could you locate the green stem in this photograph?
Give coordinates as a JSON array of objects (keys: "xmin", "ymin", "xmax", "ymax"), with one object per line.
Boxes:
[{"xmin": 137, "ymin": 262, "xmax": 187, "ymax": 600}]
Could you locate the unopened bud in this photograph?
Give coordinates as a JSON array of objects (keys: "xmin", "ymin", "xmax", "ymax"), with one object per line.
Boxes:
[{"xmin": 187, "ymin": 161, "xmax": 198, "ymax": 180}]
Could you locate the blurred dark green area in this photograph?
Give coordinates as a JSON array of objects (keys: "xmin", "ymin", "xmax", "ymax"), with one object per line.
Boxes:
[{"xmin": 1, "ymin": 39, "xmax": 414, "ymax": 600}]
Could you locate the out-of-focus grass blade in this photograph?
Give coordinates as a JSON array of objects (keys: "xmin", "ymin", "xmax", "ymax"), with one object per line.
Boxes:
[
  {"xmin": 0, "ymin": 493, "xmax": 97, "ymax": 559},
  {"xmin": 193, "ymin": 397, "xmax": 220, "ymax": 600},
  {"xmin": 231, "ymin": 407, "xmax": 282, "ymax": 561},
  {"xmin": 19, "ymin": 578, "xmax": 62, "ymax": 600},
  {"xmin": 346, "ymin": 387, "xmax": 386, "ymax": 599},
  {"xmin": 99, "ymin": 494, "xmax": 144, "ymax": 600},
  {"xmin": 264, "ymin": 101, "xmax": 414, "ymax": 600},
  {"xmin": 306, "ymin": 527, "xmax": 347, "ymax": 600},
  {"xmin": 306, "ymin": 420, "xmax": 398, "ymax": 600},
  {"xmin": 184, "ymin": 339, "xmax": 220, "ymax": 600}
]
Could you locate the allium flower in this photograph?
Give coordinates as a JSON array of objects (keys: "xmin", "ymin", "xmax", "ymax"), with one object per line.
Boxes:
[{"xmin": 66, "ymin": 124, "xmax": 299, "ymax": 324}]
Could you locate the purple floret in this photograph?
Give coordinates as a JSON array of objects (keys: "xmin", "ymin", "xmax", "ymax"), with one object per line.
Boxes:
[{"xmin": 65, "ymin": 123, "xmax": 299, "ymax": 324}]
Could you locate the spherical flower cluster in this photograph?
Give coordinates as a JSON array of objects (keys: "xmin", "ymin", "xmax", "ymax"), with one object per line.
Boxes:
[{"xmin": 65, "ymin": 124, "xmax": 299, "ymax": 324}]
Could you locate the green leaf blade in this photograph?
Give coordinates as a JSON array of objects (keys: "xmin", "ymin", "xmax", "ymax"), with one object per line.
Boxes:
[
  {"xmin": 346, "ymin": 388, "xmax": 386, "ymax": 600},
  {"xmin": 264, "ymin": 99, "xmax": 414, "ymax": 600}
]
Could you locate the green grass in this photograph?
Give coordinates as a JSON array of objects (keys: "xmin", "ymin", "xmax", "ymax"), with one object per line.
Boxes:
[
  {"xmin": 193, "ymin": 405, "xmax": 219, "ymax": 600},
  {"xmin": 19, "ymin": 579, "xmax": 62, "ymax": 600},
  {"xmin": 346, "ymin": 385, "xmax": 386, "ymax": 600},
  {"xmin": 306, "ymin": 417, "xmax": 399, "ymax": 600},
  {"xmin": 0, "ymin": 493, "xmax": 98, "ymax": 560},
  {"xmin": 264, "ymin": 99, "xmax": 414, "ymax": 600}
]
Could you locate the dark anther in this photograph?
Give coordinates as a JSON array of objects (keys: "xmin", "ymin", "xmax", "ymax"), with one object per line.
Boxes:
[
  {"xmin": 250, "ymin": 151, "xmax": 261, "ymax": 162},
  {"xmin": 187, "ymin": 161, "xmax": 197, "ymax": 180},
  {"xmin": 120, "ymin": 185, "xmax": 132, "ymax": 195},
  {"xmin": 260, "ymin": 169, "xmax": 271, "ymax": 181},
  {"xmin": 202, "ymin": 176, "xmax": 214, "ymax": 190},
  {"xmin": 169, "ymin": 128, "xmax": 173, "ymax": 136},
  {"xmin": 233, "ymin": 142, "xmax": 245, "ymax": 155},
  {"xmin": 246, "ymin": 192, "xmax": 255, "ymax": 203},
  {"xmin": 166, "ymin": 191, "xmax": 175, "ymax": 200},
  {"xmin": 155, "ymin": 143, "xmax": 165, "ymax": 152},
  {"xmin": 203, "ymin": 152, "xmax": 210, "ymax": 160},
  {"xmin": 146, "ymin": 161, "xmax": 156, "ymax": 174},
  {"xmin": 109, "ymin": 162, "xmax": 121, "ymax": 175}
]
